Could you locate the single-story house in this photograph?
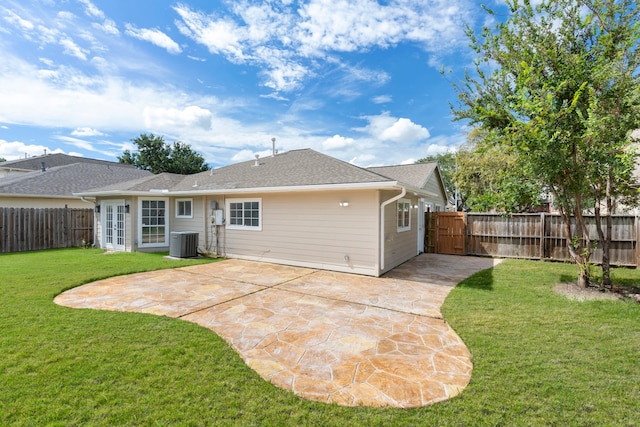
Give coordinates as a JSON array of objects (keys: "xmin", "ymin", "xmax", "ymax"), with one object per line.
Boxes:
[
  {"xmin": 0, "ymin": 162, "xmax": 152, "ymax": 209},
  {"xmin": 76, "ymin": 149, "xmax": 448, "ymax": 277}
]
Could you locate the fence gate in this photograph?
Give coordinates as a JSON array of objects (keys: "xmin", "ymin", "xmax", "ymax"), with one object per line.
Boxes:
[{"xmin": 433, "ymin": 212, "xmax": 466, "ymax": 255}]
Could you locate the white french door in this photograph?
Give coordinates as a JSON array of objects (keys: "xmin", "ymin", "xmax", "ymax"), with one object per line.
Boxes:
[{"xmin": 103, "ymin": 200, "xmax": 126, "ymax": 251}]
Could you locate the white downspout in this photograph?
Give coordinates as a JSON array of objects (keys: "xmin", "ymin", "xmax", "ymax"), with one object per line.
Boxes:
[
  {"xmin": 80, "ymin": 196, "xmax": 98, "ymax": 247},
  {"xmin": 379, "ymin": 187, "xmax": 406, "ymax": 274}
]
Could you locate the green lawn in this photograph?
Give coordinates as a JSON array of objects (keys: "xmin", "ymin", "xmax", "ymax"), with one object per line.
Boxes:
[{"xmin": 1, "ymin": 249, "xmax": 638, "ymax": 426}]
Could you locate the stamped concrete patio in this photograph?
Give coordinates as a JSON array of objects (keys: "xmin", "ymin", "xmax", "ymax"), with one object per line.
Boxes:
[{"xmin": 54, "ymin": 254, "xmax": 501, "ymax": 408}]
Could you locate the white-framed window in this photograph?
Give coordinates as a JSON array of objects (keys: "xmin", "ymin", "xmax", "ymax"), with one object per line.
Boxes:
[
  {"xmin": 226, "ymin": 198, "xmax": 262, "ymax": 231},
  {"xmin": 139, "ymin": 198, "xmax": 168, "ymax": 247},
  {"xmin": 397, "ymin": 199, "xmax": 411, "ymax": 232},
  {"xmin": 175, "ymin": 198, "xmax": 193, "ymax": 218}
]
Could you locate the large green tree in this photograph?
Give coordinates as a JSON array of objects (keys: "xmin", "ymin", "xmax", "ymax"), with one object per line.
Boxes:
[
  {"xmin": 454, "ymin": 128, "xmax": 542, "ymax": 213},
  {"xmin": 452, "ymin": 0, "xmax": 640, "ymax": 287},
  {"xmin": 417, "ymin": 130, "xmax": 543, "ymax": 212},
  {"xmin": 118, "ymin": 133, "xmax": 209, "ymax": 174}
]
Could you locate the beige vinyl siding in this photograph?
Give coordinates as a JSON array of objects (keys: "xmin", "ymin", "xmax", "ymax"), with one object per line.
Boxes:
[
  {"xmin": 423, "ymin": 171, "xmax": 447, "ymax": 209},
  {"xmin": 171, "ymin": 196, "xmax": 206, "ymax": 252},
  {"xmin": 381, "ymin": 190, "xmax": 419, "ymax": 274},
  {"xmin": 219, "ymin": 190, "xmax": 380, "ymax": 276}
]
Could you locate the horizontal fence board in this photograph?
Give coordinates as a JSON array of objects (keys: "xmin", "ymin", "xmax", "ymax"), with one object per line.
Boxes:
[{"xmin": 0, "ymin": 208, "xmax": 94, "ymax": 253}]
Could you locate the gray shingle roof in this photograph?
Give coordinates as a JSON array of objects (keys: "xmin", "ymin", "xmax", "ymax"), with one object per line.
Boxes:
[
  {"xmin": 92, "ymin": 172, "xmax": 186, "ymax": 192},
  {"xmin": 0, "ymin": 163, "xmax": 153, "ymax": 197},
  {"xmin": 367, "ymin": 162, "xmax": 437, "ymax": 189},
  {"xmin": 177, "ymin": 149, "xmax": 393, "ymax": 190},
  {"xmin": 82, "ymin": 149, "xmax": 396, "ymax": 194},
  {"xmin": 75, "ymin": 149, "xmax": 442, "ymax": 196},
  {"xmin": 0, "ymin": 153, "xmax": 135, "ymax": 172}
]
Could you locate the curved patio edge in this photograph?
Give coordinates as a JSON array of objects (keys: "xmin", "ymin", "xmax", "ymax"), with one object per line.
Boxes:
[{"xmin": 54, "ymin": 255, "xmax": 501, "ymax": 408}]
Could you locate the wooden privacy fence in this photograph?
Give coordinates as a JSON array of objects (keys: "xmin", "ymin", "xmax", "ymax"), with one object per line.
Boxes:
[
  {"xmin": 427, "ymin": 212, "xmax": 639, "ymax": 267},
  {"xmin": 0, "ymin": 208, "xmax": 94, "ymax": 253}
]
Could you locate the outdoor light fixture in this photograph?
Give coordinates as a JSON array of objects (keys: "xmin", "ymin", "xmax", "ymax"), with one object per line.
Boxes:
[
  {"xmin": 339, "ymin": 201, "xmax": 349, "ymax": 207},
  {"xmin": 125, "ymin": 204, "xmax": 130, "ymax": 214},
  {"xmin": 94, "ymin": 205, "xmax": 100, "ymax": 213}
]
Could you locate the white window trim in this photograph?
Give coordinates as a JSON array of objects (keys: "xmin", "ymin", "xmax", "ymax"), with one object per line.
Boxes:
[
  {"xmin": 397, "ymin": 198, "xmax": 411, "ymax": 232},
  {"xmin": 138, "ymin": 197, "xmax": 169, "ymax": 248},
  {"xmin": 226, "ymin": 198, "xmax": 262, "ymax": 231},
  {"xmin": 175, "ymin": 198, "xmax": 193, "ymax": 219}
]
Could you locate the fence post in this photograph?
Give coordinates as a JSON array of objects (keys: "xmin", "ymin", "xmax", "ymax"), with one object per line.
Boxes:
[
  {"xmin": 636, "ymin": 216, "xmax": 640, "ymax": 268},
  {"xmin": 540, "ymin": 212, "xmax": 545, "ymax": 260}
]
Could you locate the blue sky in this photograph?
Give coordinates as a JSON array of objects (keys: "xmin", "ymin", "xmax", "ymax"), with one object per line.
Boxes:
[{"xmin": 0, "ymin": 0, "xmax": 505, "ymax": 168}]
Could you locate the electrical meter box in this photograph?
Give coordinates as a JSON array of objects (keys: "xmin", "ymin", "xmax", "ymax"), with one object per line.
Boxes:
[{"xmin": 211, "ymin": 209, "xmax": 224, "ymax": 225}]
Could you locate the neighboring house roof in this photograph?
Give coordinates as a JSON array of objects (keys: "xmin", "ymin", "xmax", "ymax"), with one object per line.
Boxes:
[
  {"xmin": 0, "ymin": 162, "xmax": 153, "ymax": 198},
  {"xmin": 0, "ymin": 153, "xmax": 136, "ymax": 173},
  {"xmin": 78, "ymin": 149, "xmax": 423, "ymax": 196}
]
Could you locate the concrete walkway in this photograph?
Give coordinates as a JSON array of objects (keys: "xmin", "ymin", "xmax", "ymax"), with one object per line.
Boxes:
[{"xmin": 54, "ymin": 254, "xmax": 501, "ymax": 408}]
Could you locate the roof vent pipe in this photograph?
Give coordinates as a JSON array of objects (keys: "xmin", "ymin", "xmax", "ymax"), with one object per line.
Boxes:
[
  {"xmin": 272, "ymin": 137, "xmax": 276, "ymax": 157},
  {"xmin": 254, "ymin": 154, "xmax": 260, "ymax": 166}
]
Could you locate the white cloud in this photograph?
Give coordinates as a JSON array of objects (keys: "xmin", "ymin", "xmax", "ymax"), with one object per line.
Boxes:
[
  {"xmin": 349, "ymin": 153, "xmax": 376, "ymax": 166},
  {"xmin": 357, "ymin": 112, "xmax": 430, "ymax": 143},
  {"xmin": 78, "ymin": 0, "xmax": 105, "ymax": 20},
  {"xmin": 125, "ymin": 24, "xmax": 182, "ymax": 54},
  {"xmin": 0, "ymin": 139, "xmax": 61, "ymax": 160},
  {"xmin": 380, "ymin": 117, "xmax": 430, "ymax": 142},
  {"xmin": 423, "ymin": 143, "xmax": 452, "ymax": 155},
  {"xmin": 174, "ymin": 8, "xmax": 247, "ymax": 60},
  {"xmin": 173, "ymin": 0, "xmax": 474, "ymax": 92},
  {"xmin": 71, "ymin": 127, "xmax": 104, "ymax": 137},
  {"xmin": 231, "ymin": 149, "xmax": 256, "ymax": 162},
  {"xmin": 93, "ymin": 19, "xmax": 119, "ymax": 35},
  {"xmin": 143, "ymin": 106, "xmax": 213, "ymax": 130},
  {"xmin": 3, "ymin": 9, "xmax": 34, "ymax": 31},
  {"xmin": 372, "ymin": 95, "xmax": 392, "ymax": 104},
  {"xmin": 322, "ymin": 134, "xmax": 354, "ymax": 150},
  {"xmin": 54, "ymin": 135, "xmax": 95, "ymax": 151},
  {"xmin": 59, "ymin": 36, "xmax": 88, "ymax": 60}
]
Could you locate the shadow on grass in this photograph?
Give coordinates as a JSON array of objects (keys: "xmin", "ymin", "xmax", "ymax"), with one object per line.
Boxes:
[
  {"xmin": 455, "ymin": 267, "xmax": 495, "ymax": 290},
  {"xmin": 559, "ymin": 274, "xmax": 577, "ymax": 285}
]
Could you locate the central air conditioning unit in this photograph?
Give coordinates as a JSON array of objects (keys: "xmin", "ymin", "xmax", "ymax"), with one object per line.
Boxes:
[{"xmin": 169, "ymin": 231, "xmax": 199, "ymax": 258}]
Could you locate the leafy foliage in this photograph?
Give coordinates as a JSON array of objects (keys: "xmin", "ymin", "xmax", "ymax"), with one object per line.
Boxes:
[
  {"xmin": 418, "ymin": 130, "xmax": 544, "ymax": 212},
  {"xmin": 451, "ymin": 0, "xmax": 640, "ymax": 286},
  {"xmin": 455, "ymin": 129, "xmax": 543, "ymax": 212},
  {"xmin": 118, "ymin": 133, "xmax": 209, "ymax": 174}
]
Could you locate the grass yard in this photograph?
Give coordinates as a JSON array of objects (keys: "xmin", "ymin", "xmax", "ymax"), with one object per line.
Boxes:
[{"xmin": 1, "ymin": 249, "xmax": 639, "ymax": 426}]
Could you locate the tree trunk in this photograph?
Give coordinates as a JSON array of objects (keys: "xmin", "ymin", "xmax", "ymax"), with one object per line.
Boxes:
[
  {"xmin": 602, "ymin": 172, "xmax": 613, "ymax": 288},
  {"xmin": 557, "ymin": 197, "xmax": 591, "ymax": 288}
]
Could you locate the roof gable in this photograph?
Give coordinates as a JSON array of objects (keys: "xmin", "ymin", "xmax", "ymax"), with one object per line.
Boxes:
[{"xmin": 367, "ymin": 162, "xmax": 437, "ymax": 189}]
